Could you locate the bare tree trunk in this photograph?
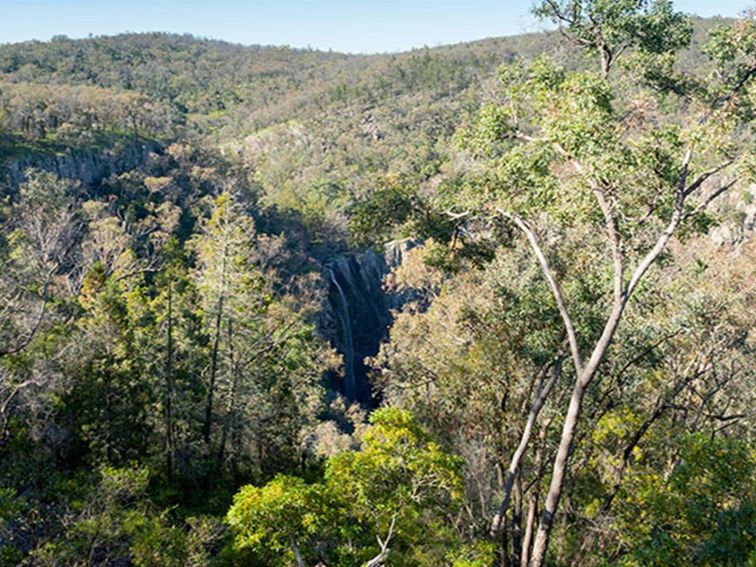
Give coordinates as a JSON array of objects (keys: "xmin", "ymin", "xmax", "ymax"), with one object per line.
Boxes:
[
  {"xmin": 230, "ymin": 421, "xmax": 242, "ymax": 480},
  {"xmin": 521, "ymin": 409, "xmax": 552, "ymax": 567},
  {"xmin": 202, "ymin": 252, "xmax": 227, "ymax": 446},
  {"xmin": 511, "ymin": 174, "xmax": 693, "ymax": 565},
  {"xmin": 165, "ymin": 283, "xmax": 175, "ymax": 481},
  {"xmin": 217, "ymin": 319, "xmax": 239, "ymax": 470},
  {"xmin": 530, "ymin": 300, "xmax": 624, "ymax": 566},
  {"xmin": 521, "ymin": 493, "xmax": 538, "ymax": 567},
  {"xmin": 0, "ymin": 269, "xmax": 54, "ymax": 359},
  {"xmin": 491, "ymin": 359, "xmax": 562, "ymax": 534}
]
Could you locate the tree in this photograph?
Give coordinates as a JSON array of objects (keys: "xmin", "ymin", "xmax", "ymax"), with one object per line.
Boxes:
[
  {"xmin": 603, "ymin": 432, "xmax": 755, "ymax": 566},
  {"xmin": 227, "ymin": 408, "xmax": 492, "ymax": 566},
  {"xmin": 0, "ymin": 171, "xmax": 80, "ymax": 444},
  {"xmin": 70, "ymin": 266, "xmax": 155, "ymax": 464},
  {"xmin": 533, "ymin": 0, "xmax": 692, "ymax": 77},
  {"xmin": 192, "ymin": 191, "xmax": 333, "ymax": 476},
  {"xmin": 447, "ymin": 12, "xmax": 755, "ymax": 565},
  {"xmin": 131, "ymin": 238, "xmax": 207, "ymax": 482},
  {"xmin": 26, "ymin": 466, "xmax": 221, "ymax": 566},
  {"xmin": 0, "ymin": 170, "xmax": 79, "ymax": 359},
  {"xmin": 192, "ymin": 192, "xmax": 262, "ymax": 449},
  {"xmin": 226, "ymin": 474, "xmax": 328, "ymax": 566}
]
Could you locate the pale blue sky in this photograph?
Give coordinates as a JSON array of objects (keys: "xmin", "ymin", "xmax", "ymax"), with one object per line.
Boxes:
[{"xmin": 0, "ymin": 0, "xmax": 751, "ymax": 53}]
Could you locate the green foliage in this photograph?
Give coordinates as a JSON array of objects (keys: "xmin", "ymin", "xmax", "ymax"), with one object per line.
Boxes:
[
  {"xmin": 326, "ymin": 407, "xmax": 464, "ymax": 516},
  {"xmin": 227, "ymin": 408, "xmax": 487, "ymax": 566},
  {"xmin": 0, "ymin": 14, "xmax": 753, "ymax": 567},
  {"xmin": 348, "ymin": 178, "xmax": 418, "ymax": 246},
  {"xmin": 533, "ymin": 0, "xmax": 692, "ymax": 73},
  {"xmin": 18, "ymin": 466, "xmax": 223, "ymax": 567},
  {"xmin": 613, "ymin": 434, "xmax": 755, "ymax": 566},
  {"xmin": 0, "ymin": 150, "xmax": 334, "ymax": 561},
  {"xmin": 371, "ymin": 11, "xmax": 754, "ymax": 567},
  {"xmin": 227, "ymin": 475, "xmax": 330, "ymax": 562}
]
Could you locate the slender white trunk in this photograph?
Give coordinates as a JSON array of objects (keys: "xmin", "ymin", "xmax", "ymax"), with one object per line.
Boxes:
[
  {"xmin": 289, "ymin": 535, "xmax": 305, "ymax": 567},
  {"xmin": 491, "ymin": 360, "xmax": 562, "ymax": 534},
  {"xmin": 529, "ymin": 300, "xmax": 625, "ymax": 566}
]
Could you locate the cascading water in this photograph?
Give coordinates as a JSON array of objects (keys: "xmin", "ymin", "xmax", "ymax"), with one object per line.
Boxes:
[
  {"xmin": 328, "ymin": 270, "xmax": 357, "ymax": 401},
  {"xmin": 325, "ymin": 239, "xmax": 417, "ymax": 406}
]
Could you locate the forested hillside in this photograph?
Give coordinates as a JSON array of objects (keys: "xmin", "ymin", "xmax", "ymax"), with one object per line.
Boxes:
[{"xmin": 0, "ymin": 3, "xmax": 754, "ymax": 566}]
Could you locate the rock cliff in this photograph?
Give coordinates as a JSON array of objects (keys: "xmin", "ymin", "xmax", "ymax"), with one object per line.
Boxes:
[
  {"xmin": 324, "ymin": 239, "xmax": 418, "ymax": 405},
  {"xmin": 1, "ymin": 139, "xmax": 160, "ymax": 189}
]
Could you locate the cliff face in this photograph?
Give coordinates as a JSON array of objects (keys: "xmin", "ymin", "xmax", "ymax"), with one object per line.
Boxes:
[
  {"xmin": 324, "ymin": 239, "xmax": 418, "ymax": 406},
  {"xmin": 1, "ymin": 140, "xmax": 160, "ymax": 189},
  {"xmin": 710, "ymin": 184, "xmax": 756, "ymax": 246}
]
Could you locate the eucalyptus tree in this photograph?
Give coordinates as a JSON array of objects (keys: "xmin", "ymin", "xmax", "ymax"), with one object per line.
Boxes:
[
  {"xmin": 533, "ymin": 0, "xmax": 691, "ymax": 77},
  {"xmin": 0, "ymin": 171, "xmax": 80, "ymax": 359},
  {"xmin": 0, "ymin": 171, "xmax": 80, "ymax": 442},
  {"xmin": 449, "ymin": 10, "xmax": 755, "ymax": 564}
]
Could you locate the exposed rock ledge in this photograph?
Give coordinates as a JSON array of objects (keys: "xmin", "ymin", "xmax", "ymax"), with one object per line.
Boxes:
[{"xmin": 2, "ymin": 139, "xmax": 161, "ymax": 189}]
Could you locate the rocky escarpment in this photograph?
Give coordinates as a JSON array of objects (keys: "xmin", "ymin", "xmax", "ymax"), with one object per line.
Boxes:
[
  {"xmin": 710, "ymin": 184, "xmax": 756, "ymax": 246},
  {"xmin": 324, "ymin": 239, "xmax": 418, "ymax": 406},
  {"xmin": 1, "ymin": 139, "xmax": 161, "ymax": 189}
]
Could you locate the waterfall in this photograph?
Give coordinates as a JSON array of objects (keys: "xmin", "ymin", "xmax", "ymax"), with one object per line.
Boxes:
[
  {"xmin": 328, "ymin": 269, "xmax": 357, "ymax": 401},
  {"xmin": 325, "ymin": 239, "xmax": 418, "ymax": 406}
]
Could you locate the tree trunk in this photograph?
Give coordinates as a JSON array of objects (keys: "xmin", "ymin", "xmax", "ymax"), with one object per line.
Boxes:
[
  {"xmin": 521, "ymin": 493, "xmax": 537, "ymax": 567},
  {"xmin": 217, "ymin": 319, "xmax": 239, "ymax": 470},
  {"xmin": 491, "ymin": 359, "xmax": 562, "ymax": 534},
  {"xmin": 600, "ymin": 44, "xmax": 613, "ymax": 78},
  {"xmin": 521, "ymin": 405, "xmax": 554, "ymax": 567},
  {"xmin": 529, "ymin": 302, "xmax": 624, "ymax": 566},
  {"xmin": 202, "ymin": 252, "xmax": 227, "ymax": 446},
  {"xmin": 165, "ymin": 283, "xmax": 175, "ymax": 481},
  {"xmin": 289, "ymin": 535, "xmax": 305, "ymax": 567},
  {"xmin": 365, "ymin": 511, "xmax": 398, "ymax": 567},
  {"xmin": 511, "ymin": 474, "xmax": 523, "ymax": 566}
]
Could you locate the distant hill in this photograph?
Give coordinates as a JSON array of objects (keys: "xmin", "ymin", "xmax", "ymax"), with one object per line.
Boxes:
[
  {"xmin": 0, "ymin": 17, "xmax": 734, "ymax": 246},
  {"xmin": 0, "ymin": 17, "xmax": 727, "ymax": 122}
]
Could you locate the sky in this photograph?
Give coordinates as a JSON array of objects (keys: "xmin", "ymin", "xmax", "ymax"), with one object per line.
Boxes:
[{"xmin": 0, "ymin": 0, "xmax": 752, "ymax": 53}]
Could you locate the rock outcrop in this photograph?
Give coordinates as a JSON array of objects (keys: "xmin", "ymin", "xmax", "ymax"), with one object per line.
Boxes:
[
  {"xmin": 2, "ymin": 140, "xmax": 160, "ymax": 189},
  {"xmin": 710, "ymin": 184, "xmax": 756, "ymax": 246}
]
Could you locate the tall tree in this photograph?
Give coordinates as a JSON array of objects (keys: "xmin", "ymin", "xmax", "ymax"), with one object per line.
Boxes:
[
  {"xmin": 0, "ymin": 171, "xmax": 80, "ymax": 443},
  {"xmin": 191, "ymin": 192, "xmax": 331, "ymax": 475},
  {"xmin": 450, "ymin": 12, "xmax": 755, "ymax": 564},
  {"xmin": 0, "ymin": 170, "xmax": 80, "ymax": 359},
  {"xmin": 192, "ymin": 192, "xmax": 260, "ymax": 449}
]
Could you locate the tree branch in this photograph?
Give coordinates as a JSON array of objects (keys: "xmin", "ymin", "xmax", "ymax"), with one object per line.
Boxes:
[
  {"xmin": 365, "ymin": 511, "xmax": 398, "ymax": 567},
  {"xmin": 491, "ymin": 357, "xmax": 564, "ymax": 534},
  {"xmin": 492, "ymin": 207, "xmax": 584, "ymax": 374},
  {"xmin": 0, "ymin": 268, "xmax": 54, "ymax": 359},
  {"xmin": 683, "ymin": 177, "xmax": 740, "ymax": 220},
  {"xmin": 683, "ymin": 160, "xmax": 735, "ymax": 198}
]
